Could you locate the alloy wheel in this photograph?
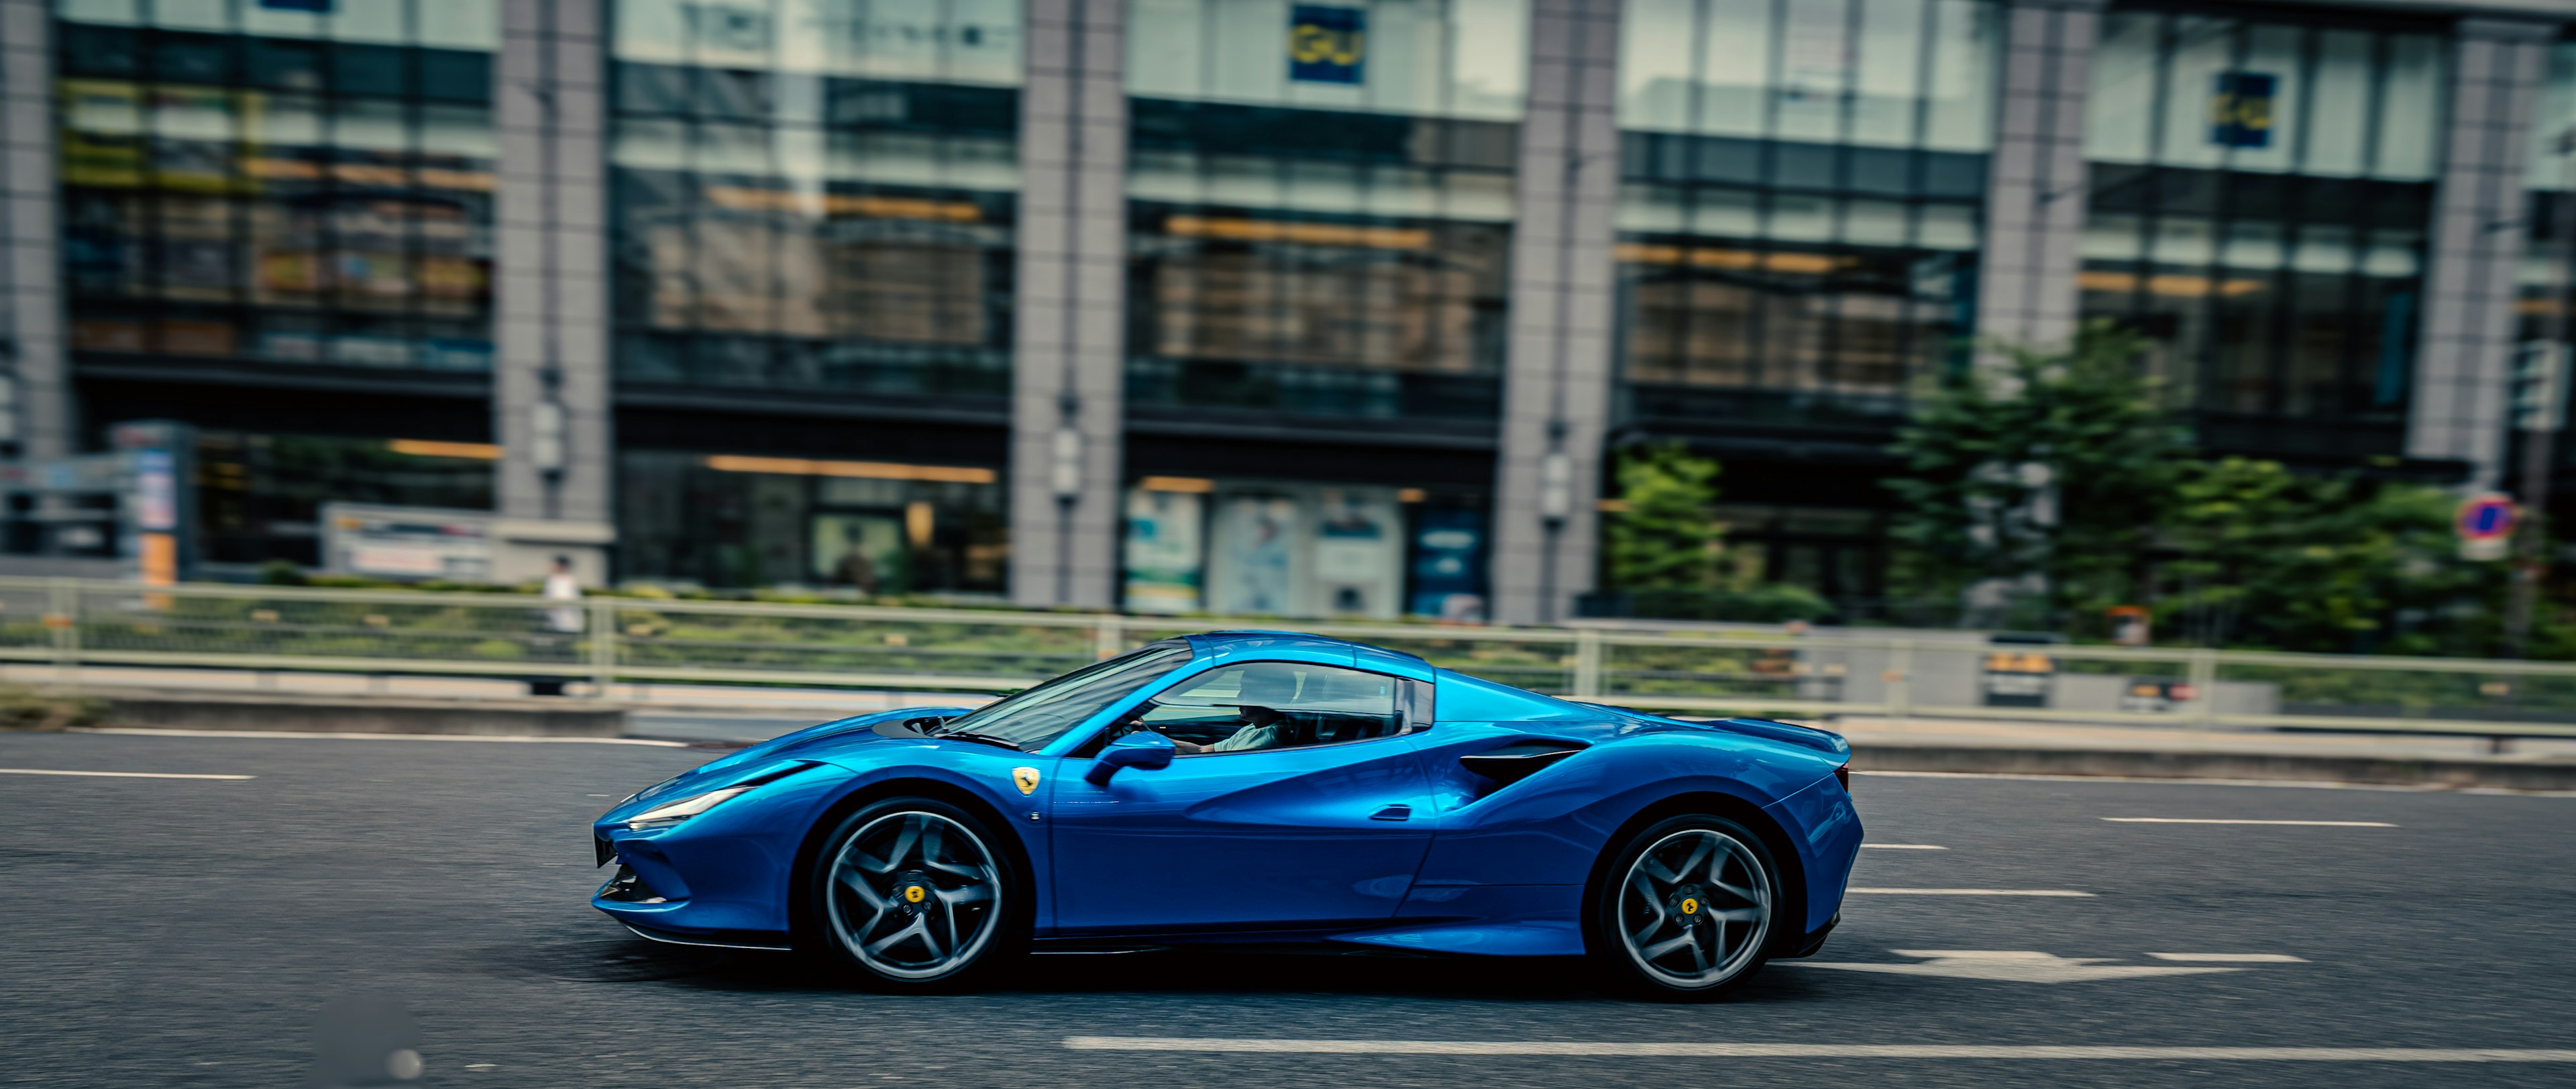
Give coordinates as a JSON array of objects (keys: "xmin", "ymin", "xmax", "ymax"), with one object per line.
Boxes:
[
  {"xmin": 1616, "ymin": 827, "xmax": 1772, "ymax": 988},
  {"xmin": 824, "ymin": 810, "xmax": 1002, "ymax": 980}
]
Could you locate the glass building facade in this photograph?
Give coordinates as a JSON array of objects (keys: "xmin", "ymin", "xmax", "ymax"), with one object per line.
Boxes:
[
  {"xmin": 2078, "ymin": 10, "xmax": 2445, "ymax": 458},
  {"xmin": 1116, "ymin": 0, "xmax": 1523, "ymax": 619},
  {"xmin": 15, "ymin": 0, "xmax": 2561, "ymax": 616},
  {"xmin": 1614, "ymin": 0, "xmax": 1995, "ymax": 431},
  {"xmin": 47, "ymin": 0, "xmax": 500, "ymax": 568},
  {"xmin": 1124, "ymin": 0, "xmax": 1523, "ymax": 423},
  {"xmin": 54, "ymin": 0, "xmax": 498, "ymax": 370},
  {"xmin": 604, "ymin": 0, "xmax": 1018, "ymax": 594},
  {"xmin": 608, "ymin": 0, "xmax": 1021, "ymax": 398}
]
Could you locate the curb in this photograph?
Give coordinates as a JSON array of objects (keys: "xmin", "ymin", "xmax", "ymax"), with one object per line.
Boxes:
[
  {"xmin": 96, "ymin": 691, "xmax": 627, "ymax": 738},
  {"xmin": 1852, "ymin": 743, "xmax": 2576, "ymax": 792}
]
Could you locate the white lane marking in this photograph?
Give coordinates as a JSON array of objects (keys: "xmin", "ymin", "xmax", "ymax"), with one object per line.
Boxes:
[
  {"xmin": 0, "ymin": 767, "xmax": 253, "ymax": 780},
  {"xmin": 1863, "ymin": 843, "xmax": 1947, "ymax": 849},
  {"xmin": 2149, "ymin": 953, "xmax": 2309, "ymax": 963},
  {"xmin": 1857, "ymin": 770, "xmax": 2576, "ymax": 797},
  {"xmin": 2101, "ymin": 818, "xmax": 2395, "ymax": 827},
  {"xmin": 1849, "ymin": 887, "xmax": 2094, "ymax": 896},
  {"xmin": 1794, "ymin": 949, "xmax": 2240, "ymax": 984},
  {"xmin": 72, "ymin": 728, "xmax": 688, "ymax": 747},
  {"xmin": 1062, "ymin": 1038, "xmax": 2576, "ymax": 1061}
]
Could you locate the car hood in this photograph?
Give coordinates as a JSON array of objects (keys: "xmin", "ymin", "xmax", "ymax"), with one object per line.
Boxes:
[{"xmin": 626, "ymin": 706, "xmax": 971, "ymax": 807}]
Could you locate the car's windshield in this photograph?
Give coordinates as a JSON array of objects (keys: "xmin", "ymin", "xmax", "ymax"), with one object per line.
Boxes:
[{"xmin": 933, "ymin": 643, "xmax": 1193, "ymax": 749}]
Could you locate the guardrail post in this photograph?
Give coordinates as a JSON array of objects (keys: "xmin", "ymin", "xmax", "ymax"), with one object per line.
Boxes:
[
  {"xmin": 1094, "ymin": 614, "xmax": 1126, "ymax": 660},
  {"xmin": 48, "ymin": 578, "xmax": 78, "ymax": 692},
  {"xmin": 2188, "ymin": 647, "xmax": 2220, "ymax": 728},
  {"xmin": 589, "ymin": 597, "xmax": 617, "ymax": 699},
  {"xmin": 1572, "ymin": 629, "xmax": 1603, "ymax": 701},
  {"xmin": 1886, "ymin": 639, "xmax": 1912, "ymax": 724}
]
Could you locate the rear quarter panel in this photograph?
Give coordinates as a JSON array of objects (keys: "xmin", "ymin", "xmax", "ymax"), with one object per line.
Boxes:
[{"xmin": 1409, "ymin": 723, "xmax": 1858, "ymax": 933}]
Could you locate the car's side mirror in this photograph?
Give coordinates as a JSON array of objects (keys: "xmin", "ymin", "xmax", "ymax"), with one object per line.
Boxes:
[{"xmin": 1085, "ymin": 730, "xmax": 1177, "ymax": 785}]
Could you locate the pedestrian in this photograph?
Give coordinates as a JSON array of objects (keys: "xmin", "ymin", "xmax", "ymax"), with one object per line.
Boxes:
[{"xmin": 531, "ymin": 556, "xmax": 582, "ymax": 696}]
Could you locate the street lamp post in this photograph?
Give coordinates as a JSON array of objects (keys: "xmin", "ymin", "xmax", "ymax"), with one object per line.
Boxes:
[{"xmin": 1051, "ymin": 397, "xmax": 1083, "ymax": 606}]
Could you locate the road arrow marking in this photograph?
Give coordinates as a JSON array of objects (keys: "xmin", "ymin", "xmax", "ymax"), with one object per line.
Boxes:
[{"xmin": 1789, "ymin": 949, "xmax": 2245, "ymax": 984}]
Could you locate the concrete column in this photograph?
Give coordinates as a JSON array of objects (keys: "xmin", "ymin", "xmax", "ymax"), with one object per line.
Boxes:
[
  {"xmin": 0, "ymin": 0, "xmax": 67, "ymax": 459},
  {"xmin": 494, "ymin": 0, "xmax": 616, "ymax": 582},
  {"xmin": 1008, "ymin": 0, "xmax": 1126, "ymax": 609},
  {"xmin": 1489, "ymin": 0, "xmax": 1622, "ymax": 627},
  {"xmin": 1975, "ymin": 0, "xmax": 2104, "ymax": 359},
  {"xmin": 2412, "ymin": 19, "xmax": 2557, "ymax": 489}
]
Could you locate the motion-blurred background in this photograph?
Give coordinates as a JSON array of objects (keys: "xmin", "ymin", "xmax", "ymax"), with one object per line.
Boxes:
[{"xmin": 7, "ymin": 0, "xmax": 2576, "ymax": 709}]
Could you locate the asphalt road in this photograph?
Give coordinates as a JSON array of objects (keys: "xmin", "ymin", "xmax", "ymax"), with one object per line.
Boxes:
[{"xmin": 4, "ymin": 729, "xmax": 2573, "ymax": 1088}]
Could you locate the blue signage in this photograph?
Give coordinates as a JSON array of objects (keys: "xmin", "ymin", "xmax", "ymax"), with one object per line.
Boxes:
[
  {"xmin": 1289, "ymin": 5, "xmax": 1366, "ymax": 85},
  {"xmin": 2209, "ymin": 71, "xmax": 2276, "ymax": 148},
  {"xmin": 1407, "ymin": 508, "xmax": 1485, "ymax": 620},
  {"xmin": 2457, "ymin": 493, "xmax": 2518, "ymax": 541}
]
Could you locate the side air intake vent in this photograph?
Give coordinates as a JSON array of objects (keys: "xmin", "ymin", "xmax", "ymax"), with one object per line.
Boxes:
[{"xmin": 1459, "ymin": 739, "xmax": 1587, "ymax": 786}]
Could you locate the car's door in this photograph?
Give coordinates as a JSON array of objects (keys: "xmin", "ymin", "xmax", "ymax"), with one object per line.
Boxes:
[{"xmin": 1048, "ymin": 660, "xmax": 1437, "ymax": 933}]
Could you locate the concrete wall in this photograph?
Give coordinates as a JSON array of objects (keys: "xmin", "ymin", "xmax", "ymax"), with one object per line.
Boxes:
[
  {"xmin": 495, "ymin": 0, "xmax": 617, "ymax": 560},
  {"xmin": 1009, "ymin": 0, "xmax": 1128, "ymax": 609},
  {"xmin": 0, "ymin": 0, "xmax": 65, "ymax": 460},
  {"xmin": 1975, "ymin": 0, "xmax": 2104, "ymax": 362},
  {"xmin": 1489, "ymin": 0, "xmax": 1623, "ymax": 625},
  {"xmin": 2411, "ymin": 19, "xmax": 2559, "ymax": 488}
]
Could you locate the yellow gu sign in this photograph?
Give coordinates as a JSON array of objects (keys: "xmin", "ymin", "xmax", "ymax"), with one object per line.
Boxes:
[{"xmin": 1290, "ymin": 5, "xmax": 1366, "ymax": 85}]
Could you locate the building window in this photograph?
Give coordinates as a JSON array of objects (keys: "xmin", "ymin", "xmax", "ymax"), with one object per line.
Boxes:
[
  {"xmin": 54, "ymin": 0, "xmax": 498, "ymax": 372},
  {"xmin": 1613, "ymin": 0, "xmax": 1994, "ymax": 428},
  {"xmin": 1122, "ymin": 478, "xmax": 1486, "ymax": 621},
  {"xmin": 195, "ymin": 431, "xmax": 496, "ymax": 568},
  {"xmin": 1124, "ymin": 0, "xmax": 1524, "ymax": 423},
  {"xmin": 616, "ymin": 450, "xmax": 1008, "ymax": 593},
  {"xmin": 608, "ymin": 0, "xmax": 1020, "ymax": 397},
  {"xmin": 2078, "ymin": 11, "xmax": 2441, "ymax": 452}
]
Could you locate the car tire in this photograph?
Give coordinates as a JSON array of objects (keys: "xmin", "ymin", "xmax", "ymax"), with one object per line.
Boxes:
[
  {"xmin": 802, "ymin": 796, "xmax": 1026, "ymax": 992},
  {"xmin": 1586, "ymin": 813, "xmax": 1782, "ymax": 1001}
]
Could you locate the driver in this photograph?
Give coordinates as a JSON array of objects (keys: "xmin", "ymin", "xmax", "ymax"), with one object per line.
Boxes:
[
  {"xmin": 1168, "ymin": 666, "xmax": 1300, "ymax": 754},
  {"xmin": 1172, "ymin": 704, "xmax": 1286, "ymax": 754}
]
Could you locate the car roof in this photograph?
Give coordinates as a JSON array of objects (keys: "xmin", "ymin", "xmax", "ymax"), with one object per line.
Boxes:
[{"xmin": 1187, "ymin": 629, "xmax": 1430, "ymax": 664}]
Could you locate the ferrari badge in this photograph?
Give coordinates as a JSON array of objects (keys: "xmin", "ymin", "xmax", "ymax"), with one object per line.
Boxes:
[{"xmin": 1012, "ymin": 766, "xmax": 1042, "ymax": 796}]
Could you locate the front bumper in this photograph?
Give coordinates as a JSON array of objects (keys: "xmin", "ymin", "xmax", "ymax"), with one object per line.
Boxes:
[{"xmin": 588, "ymin": 766, "xmax": 849, "ymax": 946}]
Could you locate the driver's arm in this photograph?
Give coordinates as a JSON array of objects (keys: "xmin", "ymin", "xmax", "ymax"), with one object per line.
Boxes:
[{"xmin": 1208, "ymin": 705, "xmax": 1286, "ymax": 753}]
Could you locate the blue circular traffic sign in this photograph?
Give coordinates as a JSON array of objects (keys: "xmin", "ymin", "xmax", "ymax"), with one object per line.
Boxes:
[{"xmin": 2457, "ymin": 493, "xmax": 2520, "ymax": 541}]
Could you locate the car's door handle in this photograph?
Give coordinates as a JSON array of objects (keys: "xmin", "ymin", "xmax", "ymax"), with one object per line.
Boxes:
[{"xmin": 1369, "ymin": 804, "xmax": 1411, "ymax": 821}]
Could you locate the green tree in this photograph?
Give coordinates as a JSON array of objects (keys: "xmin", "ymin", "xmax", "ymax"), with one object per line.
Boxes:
[
  {"xmin": 2161, "ymin": 458, "xmax": 2504, "ymax": 654},
  {"xmin": 1601, "ymin": 443, "xmax": 1836, "ymax": 622},
  {"xmin": 1886, "ymin": 322, "xmax": 2189, "ymax": 623},
  {"xmin": 1603, "ymin": 442, "xmax": 1721, "ymax": 589}
]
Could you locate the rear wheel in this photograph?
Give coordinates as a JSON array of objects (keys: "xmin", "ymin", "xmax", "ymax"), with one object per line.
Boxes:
[
  {"xmin": 804, "ymin": 798, "xmax": 1022, "ymax": 991},
  {"xmin": 1587, "ymin": 814, "xmax": 1780, "ymax": 1000}
]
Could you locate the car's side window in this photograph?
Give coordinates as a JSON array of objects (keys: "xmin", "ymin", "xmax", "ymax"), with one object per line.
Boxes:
[{"xmin": 1122, "ymin": 662, "xmax": 1405, "ymax": 755}]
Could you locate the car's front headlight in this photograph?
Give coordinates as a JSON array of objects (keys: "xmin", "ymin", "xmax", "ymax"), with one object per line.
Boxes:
[
  {"xmin": 623, "ymin": 764, "xmax": 812, "ymax": 829},
  {"xmin": 627, "ymin": 785, "xmax": 756, "ymax": 827}
]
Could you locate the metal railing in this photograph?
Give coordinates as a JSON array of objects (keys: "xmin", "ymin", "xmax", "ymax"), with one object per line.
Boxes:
[{"xmin": 9, "ymin": 577, "xmax": 2576, "ymax": 739}]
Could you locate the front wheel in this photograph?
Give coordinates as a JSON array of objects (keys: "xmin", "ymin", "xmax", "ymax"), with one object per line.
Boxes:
[
  {"xmin": 1587, "ymin": 814, "xmax": 1780, "ymax": 1000},
  {"xmin": 803, "ymin": 798, "xmax": 1023, "ymax": 992}
]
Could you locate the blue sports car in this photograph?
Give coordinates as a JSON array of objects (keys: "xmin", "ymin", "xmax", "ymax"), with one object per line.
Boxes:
[{"xmin": 592, "ymin": 631, "xmax": 1862, "ymax": 998}]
